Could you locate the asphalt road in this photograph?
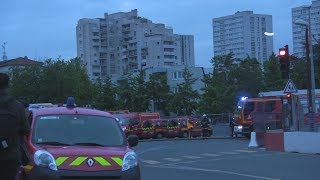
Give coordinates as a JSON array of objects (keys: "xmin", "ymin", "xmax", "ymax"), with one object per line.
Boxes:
[{"xmin": 133, "ymin": 138, "xmax": 320, "ymax": 180}]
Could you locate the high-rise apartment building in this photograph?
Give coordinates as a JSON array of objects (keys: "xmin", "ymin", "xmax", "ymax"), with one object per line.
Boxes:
[
  {"xmin": 77, "ymin": 9, "xmax": 195, "ymax": 80},
  {"xmin": 179, "ymin": 35, "xmax": 195, "ymax": 67},
  {"xmin": 212, "ymin": 11, "xmax": 273, "ymax": 64},
  {"xmin": 292, "ymin": 0, "xmax": 320, "ymax": 57}
]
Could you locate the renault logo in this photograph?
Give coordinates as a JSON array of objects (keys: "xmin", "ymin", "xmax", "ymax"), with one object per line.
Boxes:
[{"xmin": 87, "ymin": 158, "xmax": 94, "ymax": 167}]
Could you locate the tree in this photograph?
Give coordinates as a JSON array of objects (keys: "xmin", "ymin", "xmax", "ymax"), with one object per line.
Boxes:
[
  {"xmin": 146, "ymin": 72, "xmax": 171, "ymax": 115},
  {"xmin": 129, "ymin": 71, "xmax": 149, "ymax": 112},
  {"xmin": 290, "ymin": 56, "xmax": 308, "ymax": 89},
  {"xmin": 235, "ymin": 57, "xmax": 264, "ymax": 97},
  {"xmin": 10, "ymin": 65, "xmax": 43, "ymax": 103},
  {"xmin": 263, "ymin": 53, "xmax": 286, "ymax": 91},
  {"xmin": 91, "ymin": 77, "xmax": 117, "ymax": 110},
  {"xmin": 169, "ymin": 68, "xmax": 199, "ymax": 116},
  {"xmin": 10, "ymin": 57, "xmax": 92, "ymax": 105},
  {"xmin": 199, "ymin": 53, "xmax": 239, "ymax": 114},
  {"xmin": 116, "ymin": 76, "xmax": 134, "ymax": 110},
  {"xmin": 313, "ymin": 43, "xmax": 320, "ymax": 88}
]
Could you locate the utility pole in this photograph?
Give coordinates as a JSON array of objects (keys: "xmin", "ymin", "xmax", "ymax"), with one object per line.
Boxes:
[{"xmin": 305, "ymin": 26, "xmax": 315, "ymax": 131}]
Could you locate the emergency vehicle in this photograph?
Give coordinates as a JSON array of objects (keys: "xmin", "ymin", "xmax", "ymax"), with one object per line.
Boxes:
[
  {"xmin": 232, "ymin": 97, "xmax": 283, "ymax": 138},
  {"xmin": 233, "ymin": 89, "xmax": 320, "ymax": 137},
  {"xmin": 17, "ymin": 98, "xmax": 140, "ymax": 180},
  {"xmin": 167, "ymin": 117, "xmax": 206, "ymax": 138},
  {"xmin": 120, "ymin": 112, "xmax": 160, "ymax": 139}
]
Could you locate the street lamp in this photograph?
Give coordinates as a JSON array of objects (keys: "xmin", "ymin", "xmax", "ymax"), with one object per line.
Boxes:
[
  {"xmin": 294, "ymin": 18, "xmax": 316, "ymax": 131},
  {"xmin": 264, "ymin": 32, "xmax": 274, "ymax": 37}
]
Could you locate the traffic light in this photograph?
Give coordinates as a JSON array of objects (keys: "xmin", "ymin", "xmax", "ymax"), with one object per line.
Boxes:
[{"xmin": 278, "ymin": 45, "xmax": 290, "ymax": 79}]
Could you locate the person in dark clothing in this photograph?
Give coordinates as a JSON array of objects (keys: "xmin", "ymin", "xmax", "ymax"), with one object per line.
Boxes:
[
  {"xmin": 0, "ymin": 73, "xmax": 30, "ymax": 180},
  {"xmin": 201, "ymin": 114, "xmax": 210, "ymax": 128}
]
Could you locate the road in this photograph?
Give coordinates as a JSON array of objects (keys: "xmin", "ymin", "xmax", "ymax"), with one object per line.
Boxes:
[{"xmin": 134, "ymin": 138, "xmax": 320, "ymax": 180}]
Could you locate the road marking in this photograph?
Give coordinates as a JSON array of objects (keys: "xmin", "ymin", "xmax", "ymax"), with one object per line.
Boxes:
[
  {"xmin": 200, "ymin": 153, "xmax": 221, "ymax": 157},
  {"xmin": 220, "ymin": 152, "xmax": 239, "ymax": 155},
  {"xmin": 142, "ymin": 160, "xmax": 161, "ymax": 165},
  {"xmin": 181, "ymin": 155, "xmax": 201, "ymax": 159},
  {"xmin": 235, "ymin": 150, "xmax": 257, "ymax": 153},
  {"xmin": 145, "ymin": 164, "xmax": 280, "ymax": 180},
  {"xmin": 163, "ymin": 158, "xmax": 181, "ymax": 162}
]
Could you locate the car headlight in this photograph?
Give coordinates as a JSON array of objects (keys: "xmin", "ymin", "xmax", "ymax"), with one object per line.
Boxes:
[
  {"xmin": 34, "ymin": 150, "xmax": 57, "ymax": 171},
  {"xmin": 122, "ymin": 151, "xmax": 138, "ymax": 171},
  {"xmin": 237, "ymin": 125, "xmax": 243, "ymax": 129}
]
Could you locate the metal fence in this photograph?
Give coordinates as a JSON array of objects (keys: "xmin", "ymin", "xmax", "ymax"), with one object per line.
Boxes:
[{"xmin": 206, "ymin": 113, "xmax": 233, "ymax": 125}]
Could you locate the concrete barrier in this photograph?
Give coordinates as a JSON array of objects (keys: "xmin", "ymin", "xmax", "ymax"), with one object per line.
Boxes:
[
  {"xmin": 265, "ymin": 130, "xmax": 284, "ymax": 152},
  {"xmin": 284, "ymin": 132, "xmax": 320, "ymax": 154}
]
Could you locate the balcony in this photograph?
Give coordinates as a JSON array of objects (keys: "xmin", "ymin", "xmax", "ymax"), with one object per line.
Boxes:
[
  {"xmin": 164, "ymin": 58, "xmax": 175, "ymax": 63},
  {"xmin": 163, "ymin": 44, "xmax": 175, "ymax": 49},
  {"xmin": 164, "ymin": 51, "xmax": 175, "ymax": 56}
]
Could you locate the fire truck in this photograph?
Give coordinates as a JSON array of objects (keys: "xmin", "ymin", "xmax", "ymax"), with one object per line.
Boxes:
[{"xmin": 232, "ymin": 89, "xmax": 320, "ymax": 138}]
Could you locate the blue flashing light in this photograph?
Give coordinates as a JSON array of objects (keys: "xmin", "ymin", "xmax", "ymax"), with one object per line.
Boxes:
[
  {"xmin": 241, "ymin": 97, "xmax": 248, "ymax": 101},
  {"xmin": 66, "ymin": 97, "xmax": 75, "ymax": 108}
]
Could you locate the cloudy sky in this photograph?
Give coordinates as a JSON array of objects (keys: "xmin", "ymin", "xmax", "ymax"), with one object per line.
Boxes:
[{"xmin": 0, "ymin": 0, "xmax": 313, "ymax": 67}]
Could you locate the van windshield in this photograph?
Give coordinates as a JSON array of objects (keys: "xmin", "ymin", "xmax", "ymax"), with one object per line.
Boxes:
[{"xmin": 32, "ymin": 115, "xmax": 125, "ymax": 146}]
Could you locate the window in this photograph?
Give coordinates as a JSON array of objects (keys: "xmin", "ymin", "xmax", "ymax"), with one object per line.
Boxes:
[
  {"xmin": 244, "ymin": 102, "xmax": 255, "ymax": 114},
  {"xmin": 265, "ymin": 101, "xmax": 276, "ymax": 112},
  {"xmin": 256, "ymin": 102, "xmax": 264, "ymax": 112},
  {"xmin": 172, "ymin": 71, "xmax": 183, "ymax": 80},
  {"xmin": 32, "ymin": 115, "xmax": 125, "ymax": 146}
]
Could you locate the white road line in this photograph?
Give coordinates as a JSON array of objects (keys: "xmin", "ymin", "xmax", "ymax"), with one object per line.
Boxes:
[
  {"xmin": 145, "ymin": 164, "xmax": 280, "ymax": 180},
  {"xmin": 163, "ymin": 158, "xmax": 181, "ymax": 162},
  {"xmin": 142, "ymin": 160, "xmax": 161, "ymax": 165},
  {"xmin": 235, "ymin": 150, "xmax": 257, "ymax": 153},
  {"xmin": 200, "ymin": 153, "xmax": 221, "ymax": 157},
  {"xmin": 220, "ymin": 152, "xmax": 239, "ymax": 155},
  {"xmin": 181, "ymin": 155, "xmax": 201, "ymax": 159}
]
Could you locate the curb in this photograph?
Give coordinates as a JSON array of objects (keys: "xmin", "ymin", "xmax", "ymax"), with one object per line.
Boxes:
[{"xmin": 138, "ymin": 136, "xmax": 246, "ymax": 142}]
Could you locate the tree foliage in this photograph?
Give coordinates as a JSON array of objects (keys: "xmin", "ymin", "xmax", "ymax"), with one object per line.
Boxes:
[{"xmin": 169, "ymin": 68, "xmax": 199, "ymax": 116}]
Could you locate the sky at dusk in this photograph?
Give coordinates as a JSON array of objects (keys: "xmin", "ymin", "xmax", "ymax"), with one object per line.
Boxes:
[{"xmin": 0, "ymin": 0, "xmax": 313, "ymax": 67}]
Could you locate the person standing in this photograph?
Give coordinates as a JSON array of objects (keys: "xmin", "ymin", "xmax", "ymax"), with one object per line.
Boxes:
[{"xmin": 0, "ymin": 73, "xmax": 30, "ymax": 180}]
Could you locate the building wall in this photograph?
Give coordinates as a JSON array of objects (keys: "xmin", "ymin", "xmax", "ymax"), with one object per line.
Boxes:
[
  {"xmin": 77, "ymin": 9, "xmax": 194, "ymax": 80},
  {"xmin": 292, "ymin": 0, "xmax": 320, "ymax": 57},
  {"xmin": 212, "ymin": 11, "xmax": 273, "ymax": 64},
  {"xmin": 144, "ymin": 66, "xmax": 205, "ymax": 95},
  {"xmin": 180, "ymin": 35, "xmax": 195, "ymax": 67}
]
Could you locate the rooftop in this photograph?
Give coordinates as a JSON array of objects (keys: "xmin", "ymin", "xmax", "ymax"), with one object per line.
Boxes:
[{"xmin": 0, "ymin": 56, "xmax": 42, "ymax": 67}]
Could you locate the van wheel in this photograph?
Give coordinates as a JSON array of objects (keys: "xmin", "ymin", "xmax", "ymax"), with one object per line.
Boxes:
[{"xmin": 156, "ymin": 133, "xmax": 163, "ymax": 139}]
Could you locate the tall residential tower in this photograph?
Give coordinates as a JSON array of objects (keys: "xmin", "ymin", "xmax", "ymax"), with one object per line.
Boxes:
[
  {"xmin": 212, "ymin": 11, "xmax": 273, "ymax": 64},
  {"xmin": 292, "ymin": 0, "xmax": 320, "ymax": 57},
  {"xmin": 77, "ymin": 9, "xmax": 195, "ymax": 80}
]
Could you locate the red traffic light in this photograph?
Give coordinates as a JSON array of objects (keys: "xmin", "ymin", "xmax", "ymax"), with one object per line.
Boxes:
[{"xmin": 279, "ymin": 49, "xmax": 286, "ymax": 56}]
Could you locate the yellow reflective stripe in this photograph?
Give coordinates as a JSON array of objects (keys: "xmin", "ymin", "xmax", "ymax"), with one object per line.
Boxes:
[
  {"xmin": 93, "ymin": 157, "xmax": 111, "ymax": 166},
  {"xmin": 55, "ymin": 157, "xmax": 69, "ymax": 166},
  {"xmin": 23, "ymin": 165, "xmax": 33, "ymax": 171},
  {"xmin": 70, "ymin": 157, "xmax": 87, "ymax": 166},
  {"xmin": 111, "ymin": 157, "xmax": 123, "ymax": 166}
]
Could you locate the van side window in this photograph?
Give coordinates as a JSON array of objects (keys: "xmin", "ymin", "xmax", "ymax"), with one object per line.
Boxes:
[
  {"xmin": 265, "ymin": 101, "xmax": 276, "ymax": 112},
  {"xmin": 257, "ymin": 102, "xmax": 264, "ymax": 112}
]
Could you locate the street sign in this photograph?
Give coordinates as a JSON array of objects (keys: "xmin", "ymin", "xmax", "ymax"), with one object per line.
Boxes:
[{"xmin": 283, "ymin": 79, "xmax": 298, "ymax": 93}]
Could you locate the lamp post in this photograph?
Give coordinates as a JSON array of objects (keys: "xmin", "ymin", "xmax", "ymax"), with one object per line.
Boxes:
[
  {"xmin": 294, "ymin": 18, "xmax": 316, "ymax": 131},
  {"xmin": 141, "ymin": 63, "xmax": 156, "ymax": 112}
]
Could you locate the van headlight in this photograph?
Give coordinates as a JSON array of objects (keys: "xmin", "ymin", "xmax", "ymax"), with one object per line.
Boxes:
[
  {"xmin": 122, "ymin": 151, "xmax": 138, "ymax": 171},
  {"xmin": 34, "ymin": 150, "xmax": 57, "ymax": 171}
]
